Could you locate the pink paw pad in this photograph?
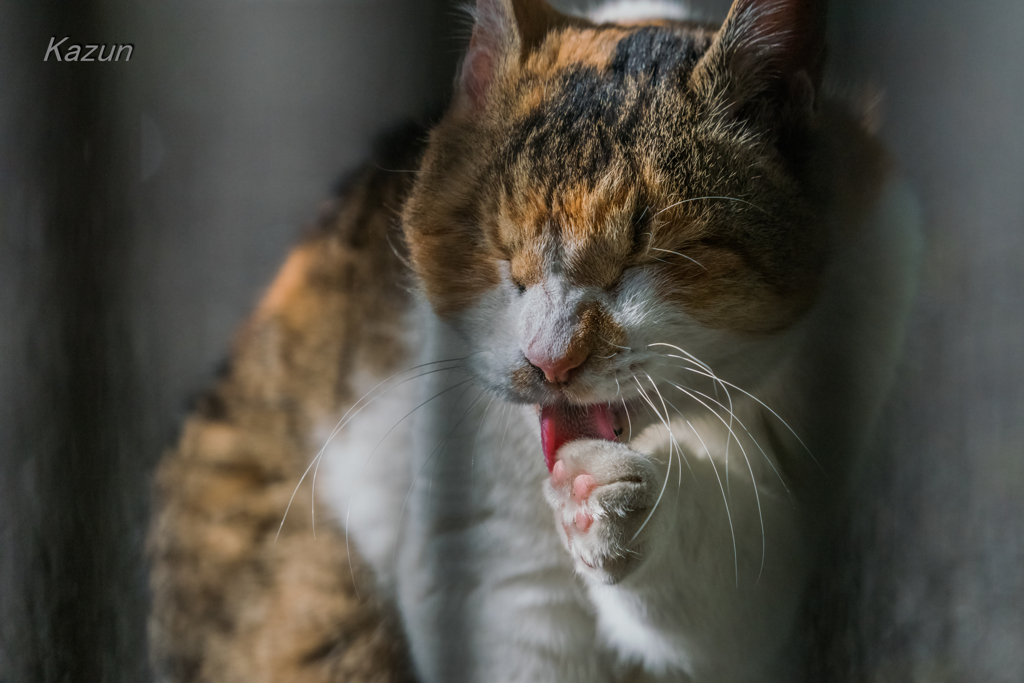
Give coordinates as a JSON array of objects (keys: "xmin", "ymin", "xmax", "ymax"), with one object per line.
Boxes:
[
  {"xmin": 551, "ymin": 459, "xmax": 568, "ymax": 487},
  {"xmin": 574, "ymin": 510, "xmax": 593, "ymax": 532},
  {"xmin": 572, "ymin": 473, "xmax": 597, "ymax": 504}
]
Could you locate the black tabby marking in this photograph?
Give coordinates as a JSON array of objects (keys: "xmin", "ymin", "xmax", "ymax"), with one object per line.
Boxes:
[
  {"xmin": 500, "ymin": 26, "xmax": 707, "ymax": 191},
  {"xmin": 607, "ymin": 26, "xmax": 703, "ymax": 84}
]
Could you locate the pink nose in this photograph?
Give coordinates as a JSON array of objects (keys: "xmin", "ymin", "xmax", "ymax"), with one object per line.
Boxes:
[{"xmin": 525, "ymin": 349, "xmax": 588, "ymax": 384}]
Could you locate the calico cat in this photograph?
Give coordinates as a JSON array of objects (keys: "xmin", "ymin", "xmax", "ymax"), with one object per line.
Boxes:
[{"xmin": 148, "ymin": 1, "xmax": 920, "ymax": 681}]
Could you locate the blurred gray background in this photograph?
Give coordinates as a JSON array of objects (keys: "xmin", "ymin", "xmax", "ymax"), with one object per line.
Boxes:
[{"xmin": 1, "ymin": 0, "xmax": 1022, "ymax": 681}]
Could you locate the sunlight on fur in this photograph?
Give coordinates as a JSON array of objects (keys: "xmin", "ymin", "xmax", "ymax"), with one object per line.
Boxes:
[{"xmin": 148, "ymin": 1, "xmax": 921, "ymax": 681}]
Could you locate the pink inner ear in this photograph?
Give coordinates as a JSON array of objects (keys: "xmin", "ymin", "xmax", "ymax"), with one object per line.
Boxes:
[{"xmin": 461, "ymin": 37, "xmax": 496, "ymax": 108}]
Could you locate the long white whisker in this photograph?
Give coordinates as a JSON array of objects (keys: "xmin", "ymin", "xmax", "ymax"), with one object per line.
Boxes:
[
  {"xmin": 650, "ymin": 247, "xmax": 707, "ymax": 271},
  {"xmin": 498, "ymin": 402, "xmax": 514, "ymax": 459},
  {"xmin": 656, "ymin": 388, "xmax": 740, "ymax": 582},
  {"xmin": 344, "ymin": 377, "xmax": 474, "ymax": 597},
  {"xmin": 281, "ymin": 359, "xmax": 468, "ymax": 542},
  {"xmin": 670, "ymin": 363, "xmax": 824, "ymax": 475},
  {"xmin": 311, "ymin": 362, "xmax": 468, "ymax": 531},
  {"xmin": 644, "ymin": 372, "xmax": 688, "ymax": 486},
  {"xmin": 653, "ymin": 195, "xmax": 771, "ymax": 218},
  {"xmin": 669, "ymin": 381, "xmax": 766, "ymax": 582},
  {"xmin": 659, "ymin": 382, "xmax": 746, "ymax": 480},
  {"xmin": 601, "ymin": 336, "xmax": 632, "ymax": 352},
  {"xmin": 647, "ymin": 342, "xmax": 714, "ymax": 375},
  {"xmin": 629, "ymin": 378, "xmax": 675, "ymax": 544},
  {"xmin": 655, "ymin": 395, "xmax": 708, "ymax": 488},
  {"xmin": 721, "ymin": 378, "xmax": 734, "ymax": 499},
  {"xmin": 472, "ymin": 396, "xmax": 499, "ymax": 542},
  {"xmin": 621, "ymin": 398, "xmax": 633, "ymax": 442},
  {"xmin": 322, "ymin": 357, "xmax": 468, "ymax": 450},
  {"xmin": 677, "ymin": 382, "xmax": 791, "ymax": 498},
  {"xmin": 471, "ymin": 395, "xmax": 497, "ymax": 478},
  {"xmin": 649, "ymin": 345, "xmax": 734, "ymax": 490},
  {"xmin": 360, "ymin": 378, "xmax": 477, "ymax": 493},
  {"xmin": 685, "ymin": 418, "xmax": 738, "ymax": 587},
  {"xmin": 391, "ymin": 382, "xmax": 482, "ymax": 574},
  {"xmin": 427, "ymin": 386, "xmax": 484, "ymax": 502}
]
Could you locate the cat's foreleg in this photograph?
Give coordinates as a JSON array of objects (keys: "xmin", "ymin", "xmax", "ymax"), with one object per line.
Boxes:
[
  {"xmin": 544, "ymin": 433, "xmax": 808, "ymax": 682},
  {"xmin": 395, "ymin": 401, "xmax": 621, "ymax": 683},
  {"xmin": 397, "ymin": 550, "xmax": 620, "ymax": 683}
]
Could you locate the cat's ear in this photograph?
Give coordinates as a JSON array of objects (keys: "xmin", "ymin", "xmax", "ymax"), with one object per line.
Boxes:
[
  {"xmin": 457, "ymin": 0, "xmax": 569, "ymax": 111},
  {"xmin": 693, "ymin": 0, "xmax": 826, "ymax": 120}
]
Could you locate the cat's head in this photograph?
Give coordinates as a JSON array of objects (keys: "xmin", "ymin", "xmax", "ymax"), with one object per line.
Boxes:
[{"xmin": 403, "ymin": 0, "xmax": 829, "ymax": 409}]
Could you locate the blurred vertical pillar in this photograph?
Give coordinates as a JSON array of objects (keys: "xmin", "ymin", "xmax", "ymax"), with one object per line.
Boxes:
[
  {"xmin": 828, "ymin": 1, "xmax": 1024, "ymax": 680},
  {"xmin": 1, "ymin": 1, "xmax": 457, "ymax": 682},
  {"xmin": 131, "ymin": 0, "xmax": 458, "ymax": 444},
  {"xmin": 0, "ymin": 0, "xmax": 148, "ymax": 681}
]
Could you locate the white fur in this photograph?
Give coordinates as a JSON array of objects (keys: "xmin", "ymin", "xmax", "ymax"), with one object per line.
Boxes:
[
  {"xmin": 316, "ymin": 309, "xmax": 430, "ymax": 590},
  {"xmin": 317, "ymin": 166, "xmax": 920, "ymax": 682},
  {"xmin": 317, "ymin": 5, "xmax": 922, "ymax": 680},
  {"xmin": 588, "ymin": 0, "xmax": 693, "ymax": 24}
]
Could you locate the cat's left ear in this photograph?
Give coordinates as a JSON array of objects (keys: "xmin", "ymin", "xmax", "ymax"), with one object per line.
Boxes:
[
  {"xmin": 692, "ymin": 0, "xmax": 826, "ymax": 121},
  {"xmin": 457, "ymin": 0, "xmax": 573, "ymax": 112}
]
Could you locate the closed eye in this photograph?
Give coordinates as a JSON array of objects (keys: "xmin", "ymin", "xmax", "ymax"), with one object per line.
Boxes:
[{"xmin": 649, "ymin": 247, "xmax": 708, "ymax": 271}]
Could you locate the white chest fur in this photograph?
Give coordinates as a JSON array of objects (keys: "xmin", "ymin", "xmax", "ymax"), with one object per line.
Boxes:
[{"xmin": 315, "ymin": 164, "xmax": 919, "ymax": 682}]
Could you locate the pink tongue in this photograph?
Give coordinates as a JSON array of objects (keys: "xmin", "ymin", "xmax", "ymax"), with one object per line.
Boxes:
[{"xmin": 540, "ymin": 404, "xmax": 618, "ymax": 472}]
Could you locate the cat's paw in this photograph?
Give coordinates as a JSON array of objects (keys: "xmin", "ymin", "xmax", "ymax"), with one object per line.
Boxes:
[{"xmin": 543, "ymin": 439, "xmax": 662, "ymax": 584}]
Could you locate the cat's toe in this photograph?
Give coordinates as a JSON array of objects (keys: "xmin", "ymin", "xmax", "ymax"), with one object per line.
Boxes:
[{"xmin": 544, "ymin": 439, "xmax": 663, "ymax": 583}]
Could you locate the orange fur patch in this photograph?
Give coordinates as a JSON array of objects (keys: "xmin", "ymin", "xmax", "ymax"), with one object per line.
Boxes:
[
  {"xmin": 568, "ymin": 300, "xmax": 627, "ymax": 365},
  {"xmin": 526, "ymin": 27, "xmax": 631, "ymax": 75},
  {"xmin": 258, "ymin": 246, "xmax": 314, "ymax": 319}
]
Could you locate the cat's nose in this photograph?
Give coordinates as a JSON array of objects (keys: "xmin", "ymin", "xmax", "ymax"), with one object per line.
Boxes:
[{"xmin": 525, "ymin": 348, "xmax": 588, "ymax": 384}]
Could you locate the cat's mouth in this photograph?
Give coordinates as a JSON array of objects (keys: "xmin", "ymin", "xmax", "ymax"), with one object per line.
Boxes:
[{"xmin": 538, "ymin": 402, "xmax": 629, "ymax": 472}]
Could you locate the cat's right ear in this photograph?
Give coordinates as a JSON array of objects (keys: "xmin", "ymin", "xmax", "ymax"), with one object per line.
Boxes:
[
  {"xmin": 692, "ymin": 0, "xmax": 826, "ymax": 121},
  {"xmin": 456, "ymin": 0, "xmax": 568, "ymax": 112}
]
